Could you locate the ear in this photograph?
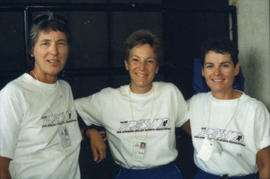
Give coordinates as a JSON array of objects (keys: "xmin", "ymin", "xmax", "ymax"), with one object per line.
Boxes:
[
  {"xmin": 155, "ymin": 64, "xmax": 159, "ymax": 74},
  {"xmin": 30, "ymin": 48, "xmax": 35, "ymax": 57},
  {"xmin": 201, "ymin": 68, "xmax": 205, "ymax": 77},
  {"xmin": 234, "ymin": 62, "xmax": 240, "ymax": 76},
  {"xmin": 124, "ymin": 60, "xmax": 129, "ymax": 71}
]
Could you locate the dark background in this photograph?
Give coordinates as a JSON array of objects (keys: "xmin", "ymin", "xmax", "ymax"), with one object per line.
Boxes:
[{"xmin": 0, "ymin": 0, "xmax": 235, "ymax": 178}]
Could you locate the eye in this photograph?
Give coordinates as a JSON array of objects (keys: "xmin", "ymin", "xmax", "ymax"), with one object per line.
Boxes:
[
  {"xmin": 221, "ymin": 63, "xmax": 231, "ymax": 68},
  {"xmin": 40, "ymin": 41, "xmax": 49, "ymax": 46},
  {"xmin": 130, "ymin": 57, "xmax": 139, "ymax": 62},
  {"xmin": 146, "ymin": 59, "xmax": 155, "ymax": 64},
  {"xmin": 57, "ymin": 41, "xmax": 67, "ymax": 46},
  {"xmin": 205, "ymin": 64, "xmax": 213, "ymax": 69}
]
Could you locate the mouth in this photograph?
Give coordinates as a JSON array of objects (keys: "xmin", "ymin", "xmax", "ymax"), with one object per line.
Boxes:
[
  {"xmin": 212, "ymin": 78, "xmax": 224, "ymax": 82},
  {"xmin": 214, "ymin": 80, "xmax": 223, "ymax": 82},
  {"xmin": 135, "ymin": 72, "xmax": 147, "ymax": 78},
  {"xmin": 47, "ymin": 59, "xmax": 60, "ymax": 65}
]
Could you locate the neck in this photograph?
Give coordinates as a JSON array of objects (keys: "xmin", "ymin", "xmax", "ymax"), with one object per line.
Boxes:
[
  {"xmin": 130, "ymin": 84, "xmax": 152, "ymax": 94},
  {"xmin": 30, "ymin": 70, "xmax": 57, "ymax": 84},
  {"xmin": 212, "ymin": 89, "xmax": 242, "ymax": 100}
]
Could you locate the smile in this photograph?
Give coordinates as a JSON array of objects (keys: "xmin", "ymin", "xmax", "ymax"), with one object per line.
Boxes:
[
  {"xmin": 47, "ymin": 59, "xmax": 59, "ymax": 64},
  {"xmin": 135, "ymin": 72, "xmax": 147, "ymax": 78},
  {"xmin": 212, "ymin": 79, "xmax": 224, "ymax": 82}
]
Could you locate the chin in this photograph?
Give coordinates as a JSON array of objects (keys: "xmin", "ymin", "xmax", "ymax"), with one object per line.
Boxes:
[
  {"xmin": 49, "ymin": 68, "xmax": 64, "ymax": 74},
  {"xmin": 47, "ymin": 71, "xmax": 61, "ymax": 76}
]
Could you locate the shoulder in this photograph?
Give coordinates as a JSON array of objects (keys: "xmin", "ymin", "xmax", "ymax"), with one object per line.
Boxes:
[
  {"xmin": 0, "ymin": 74, "xmax": 26, "ymax": 96},
  {"xmin": 190, "ymin": 92, "xmax": 208, "ymax": 101},
  {"xmin": 188, "ymin": 92, "xmax": 209, "ymax": 105},
  {"xmin": 153, "ymin": 81, "xmax": 180, "ymax": 92},
  {"xmin": 99, "ymin": 86, "xmax": 122, "ymax": 96},
  {"xmin": 153, "ymin": 82, "xmax": 187, "ymax": 105},
  {"xmin": 240, "ymin": 93, "xmax": 268, "ymax": 112},
  {"xmin": 81, "ymin": 85, "xmax": 124, "ymax": 100},
  {"xmin": 57, "ymin": 79, "xmax": 72, "ymax": 91},
  {"xmin": 0, "ymin": 75, "xmax": 29, "ymax": 108},
  {"xmin": 58, "ymin": 79, "xmax": 70, "ymax": 86}
]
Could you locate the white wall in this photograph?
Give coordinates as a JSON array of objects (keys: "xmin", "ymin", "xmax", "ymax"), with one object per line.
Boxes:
[{"xmin": 230, "ymin": 0, "xmax": 270, "ymax": 109}]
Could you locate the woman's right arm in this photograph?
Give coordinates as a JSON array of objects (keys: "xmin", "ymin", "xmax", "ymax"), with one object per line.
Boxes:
[{"xmin": 0, "ymin": 156, "xmax": 11, "ymax": 179}]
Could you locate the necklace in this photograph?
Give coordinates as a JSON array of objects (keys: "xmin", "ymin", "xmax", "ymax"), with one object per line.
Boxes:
[
  {"xmin": 31, "ymin": 70, "xmax": 68, "ymax": 125},
  {"xmin": 207, "ymin": 95, "xmax": 240, "ymax": 132},
  {"xmin": 128, "ymin": 85, "xmax": 155, "ymax": 140}
]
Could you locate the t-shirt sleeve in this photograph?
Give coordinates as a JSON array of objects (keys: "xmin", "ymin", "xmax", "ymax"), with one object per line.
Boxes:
[
  {"xmin": 173, "ymin": 85, "xmax": 189, "ymax": 127},
  {"xmin": 254, "ymin": 102, "xmax": 270, "ymax": 151},
  {"xmin": 75, "ymin": 91, "xmax": 105, "ymax": 127},
  {"xmin": 0, "ymin": 85, "xmax": 23, "ymax": 159}
]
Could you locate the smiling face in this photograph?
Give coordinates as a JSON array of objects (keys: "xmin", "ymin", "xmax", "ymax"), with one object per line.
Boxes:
[
  {"xmin": 31, "ymin": 29, "xmax": 69, "ymax": 83},
  {"xmin": 125, "ymin": 44, "xmax": 159, "ymax": 94},
  {"xmin": 202, "ymin": 50, "xmax": 240, "ymax": 99}
]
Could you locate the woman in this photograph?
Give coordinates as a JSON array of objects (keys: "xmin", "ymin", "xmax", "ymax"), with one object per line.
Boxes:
[
  {"xmin": 188, "ymin": 40, "xmax": 270, "ymax": 179},
  {"xmin": 0, "ymin": 12, "xmax": 81, "ymax": 179},
  {"xmin": 75, "ymin": 29, "xmax": 188, "ymax": 179}
]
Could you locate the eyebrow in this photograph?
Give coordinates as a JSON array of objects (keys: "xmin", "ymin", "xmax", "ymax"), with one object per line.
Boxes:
[
  {"xmin": 204, "ymin": 61, "xmax": 233, "ymax": 65},
  {"xmin": 130, "ymin": 55, "xmax": 156, "ymax": 59},
  {"xmin": 39, "ymin": 39, "xmax": 67, "ymax": 42}
]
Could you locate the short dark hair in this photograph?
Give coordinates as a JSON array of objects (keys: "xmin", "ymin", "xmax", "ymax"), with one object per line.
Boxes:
[
  {"xmin": 201, "ymin": 39, "xmax": 238, "ymax": 66},
  {"xmin": 124, "ymin": 29, "xmax": 162, "ymax": 64},
  {"xmin": 27, "ymin": 12, "xmax": 70, "ymax": 70}
]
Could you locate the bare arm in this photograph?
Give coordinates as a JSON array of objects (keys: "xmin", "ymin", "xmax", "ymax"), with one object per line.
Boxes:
[
  {"xmin": 0, "ymin": 156, "xmax": 11, "ymax": 179},
  {"xmin": 256, "ymin": 146, "xmax": 270, "ymax": 179},
  {"xmin": 86, "ymin": 129, "xmax": 107, "ymax": 163},
  {"xmin": 181, "ymin": 120, "xmax": 191, "ymax": 135}
]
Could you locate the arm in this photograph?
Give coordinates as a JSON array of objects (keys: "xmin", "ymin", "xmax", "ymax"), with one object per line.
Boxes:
[
  {"xmin": 86, "ymin": 129, "xmax": 107, "ymax": 163},
  {"xmin": 181, "ymin": 120, "xmax": 191, "ymax": 135},
  {"xmin": 256, "ymin": 146, "xmax": 270, "ymax": 179},
  {"xmin": 0, "ymin": 156, "xmax": 11, "ymax": 179}
]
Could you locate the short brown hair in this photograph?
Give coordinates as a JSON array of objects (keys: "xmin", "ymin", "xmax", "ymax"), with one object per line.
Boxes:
[
  {"xmin": 124, "ymin": 29, "xmax": 163, "ymax": 64},
  {"xmin": 27, "ymin": 12, "xmax": 70, "ymax": 70}
]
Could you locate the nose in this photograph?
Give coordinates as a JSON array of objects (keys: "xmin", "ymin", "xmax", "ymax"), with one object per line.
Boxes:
[
  {"xmin": 49, "ymin": 43, "xmax": 58, "ymax": 56},
  {"xmin": 214, "ymin": 67, "xmax": 221, "ymax": 75},
  {"xmin": 138, "ymin": 61, "xmax": 145, "ymax": 70}
]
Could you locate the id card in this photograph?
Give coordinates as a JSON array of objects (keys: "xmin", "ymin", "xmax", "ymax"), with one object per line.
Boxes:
[
  {"xmin": 58, "ymin": 126, "xmax": 72, "ymax": 149},
  {"xmin": 133, "ymin": 141, "xmax": 146, "ymax": 160},
  {"xmin": 197, "ymin": 137, "xmax": 214, "ymax": 161}
]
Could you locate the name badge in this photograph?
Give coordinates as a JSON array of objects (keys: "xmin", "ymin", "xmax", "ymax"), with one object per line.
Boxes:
[
  {"xmin": 58, "ymin": 126, "xmax": 72, "ymax": 149},
  {"xmin": 133, "ymin": 140, "xmax": 146, "ymax": 160},
  {"xmin": 197, "ymin": 137, "xmax": 214, "ymax": 161}
]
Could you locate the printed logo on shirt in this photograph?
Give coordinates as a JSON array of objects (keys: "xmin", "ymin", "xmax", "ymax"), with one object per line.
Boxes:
[
  {"xmin": 117, "ymin": 117, "xmax": 170, "ymax": 133},
  {"xmin": 41, "ymin": 110, "xmax": 77, "ymax": 127},
  {"xmin": 194, "ymin": 127, "xmax": 245, "ymax": 146}
]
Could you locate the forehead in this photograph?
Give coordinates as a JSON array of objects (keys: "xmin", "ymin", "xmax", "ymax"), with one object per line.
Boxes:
[
  {"xmin": 129, "ymin": 44, "xmax": 156, "ymax": 56},
  {"xmin": 204, "ymin": 50, "xmax": 232, "ymax": 63},
  {"xmin": 36, "ymin": 29, "xmax": 67, "ymax": 41}
]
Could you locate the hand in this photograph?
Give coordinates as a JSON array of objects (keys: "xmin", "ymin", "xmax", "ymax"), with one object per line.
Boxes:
[
  {"xmin": 87, "ymin": 129, "xmax": 107, "ymax": 163},
  {"xmin": 98, "ymin": 130, "xmax": 107, "ymax": 142},
  {"xmin": 0, "ymin": 156, "xmax": 11, "ymax": 179}
]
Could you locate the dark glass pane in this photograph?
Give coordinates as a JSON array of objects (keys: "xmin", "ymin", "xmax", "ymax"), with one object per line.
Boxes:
[
  {"xmin": 110, "ymin": 12, "xmax": 162, "ymax": 67},
  {"xmin": 0, "ymin": 11, "xmax": 25, "ymax": 71}
]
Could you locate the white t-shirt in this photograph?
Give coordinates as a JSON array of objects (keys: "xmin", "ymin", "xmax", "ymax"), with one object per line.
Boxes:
[
  {"xmin": 0, "ymin": 73, "xmax": 82, "ymax": 179},
  {"xmin": 188, "ymin": 92, "xmax": 270, "ymax": 176},
  {"xmin": 75, "ymin": 82, "xmax": 188, "ymax": 169}
]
